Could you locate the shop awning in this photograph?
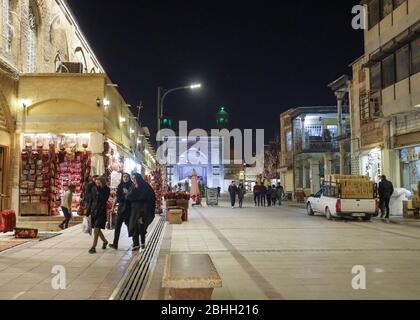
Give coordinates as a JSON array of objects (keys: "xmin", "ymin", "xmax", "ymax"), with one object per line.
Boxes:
[{"xmin": 116, "ymin": 144, "xmax": 132, "ymax": 158}]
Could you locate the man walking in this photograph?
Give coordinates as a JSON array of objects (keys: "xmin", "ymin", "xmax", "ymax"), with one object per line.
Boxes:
[
  {"xmin": 228, "ymin": 181, "xmax": 238, "ymax": 209},
  {"xmin": 253, "ymin": 182, "xmax": 261, "ymax": 207},
  {"xmin": 378, "ymin": 175, "xmax": 394, "ymax": 223},
  {"xmin": 277, "ymin": 183, "xmax": 285, "ymax": 206},
  {"xmin": 260, "ymin": 183, "xmax": 267, "ymax": 207}
]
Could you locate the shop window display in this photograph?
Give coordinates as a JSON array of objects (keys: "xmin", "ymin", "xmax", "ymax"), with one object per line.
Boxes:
[
  {"xmin": 400, "ymin": 147, "xmax": 420, "ymax": 192},
  {"xmin": 361, "ymin": 149, "xmax": 382, "ymax": 183},
  {"xmin": 20, "ymin": 134, "xmax": 91, "ymax": 216}
]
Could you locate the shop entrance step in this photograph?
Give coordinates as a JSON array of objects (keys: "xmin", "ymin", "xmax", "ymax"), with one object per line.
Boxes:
[{"xmin": 111, "ymin": 217, "xmax": 166, "ymax": 300}]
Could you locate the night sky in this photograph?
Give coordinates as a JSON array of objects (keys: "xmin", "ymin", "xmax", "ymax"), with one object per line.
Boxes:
[{"xmin": 68, "ymin": 0, "xmax": 363, "ymax": 145}]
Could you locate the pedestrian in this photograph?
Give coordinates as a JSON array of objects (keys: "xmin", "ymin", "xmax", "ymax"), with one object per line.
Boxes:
[
  {"xmin": 127, "ymin": 173, "xmax": 156, "ymax": 251},
  {"xmin": 276, "ymin": 184, "xmax": 285, "ymax": 206},
  {"xmin": 217, "ymin": 186, "xmax": 221, "ymax": 197},
  {"xmin": 84, "ymin": 175, "xmax": 98, "ymax": 216},
  {"xmin": 271, "ymin": 185, "xmax": 278, "ymax": 207},
  {"xmin": 109, "ymin": 173, "xmax": 132, "ymax": 250},
  {"xmin": 59, "ymin": 184, "xmax": 76, "ymax": 230},
  {"xmin": 228, "ymin": 181, "xmax": 238, "ymax": 209},
  {"xmin": 266, "ymin": 185, "xmax": 273, "ymax": 207},
  {"xmin": 87, "ymin": 176, "xmax": 110, "ymax": 254},
  {"xmin": 378, "ymin": 175, "xmax": 394, "ymax": 223},
  {"xmin": 253, "ymin": 182, "xmax": 261, "ymax": 206},
  {"xmin": 260, "ymin": 183, "xmax": 267, "ymax": 207},
  {"xmin": 238, "ymin": 183, "xmax": 246, "ymax": 208}
]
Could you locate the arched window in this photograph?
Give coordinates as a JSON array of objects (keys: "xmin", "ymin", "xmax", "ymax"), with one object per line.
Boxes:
[
  {"xmin": 54, "ymin": 54, "xmax": 61, "ymax": 72},
  {"xmin": 6, "ymin": 0, "xmax": 13, "ymax": 52},
  {"xmin": 27, "ymin": 3, "xmax": 38, "ymax": 72}
]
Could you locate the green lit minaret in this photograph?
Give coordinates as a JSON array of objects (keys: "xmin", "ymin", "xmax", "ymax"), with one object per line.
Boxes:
[{"xmin": 216, "ymin": 106, "xmax": 229, "ymax": 129}]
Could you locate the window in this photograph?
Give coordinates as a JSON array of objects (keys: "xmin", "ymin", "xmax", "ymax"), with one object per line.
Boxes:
[
  {"xmin": 286, "ymin": 131, "xmax": 292, "ymax": 152},
  {"xmin": 382, "ymin": 0, "xmax": 393, "ymax": 17},
  {"xmin": 370, "ymin": 62, "xmax": 382, "ymax": 90},
  {"xmin": 396, "ymin": 45, "xmax": 410, "ymax": 82},
  {"xmin": 368, "ymin": 0, "xmax": 407, "ymax": 29},
  {"xmin": 27, "ymin": 4, "xmax": 37, "ymax": 72},
  {"xmin": 305, "ymin": 125, "xmax": 322, "ymax": 137},
  {"xmin": 327, "ymin": 125, "xmax": 338, "ymax": 137},
  {"xmin": 368, "ymin": 0, "xmax": 380, "ymax": 29},
  {"xmin": 382, "ymin": 54, "xmax": 395, "ymax": 88},
  {"xmin": 411, "ymin": 37, "xmax": 420, "ymax": 75},
  {"xmin": 6, "ymin": 0, "xmax": 13, "ymax": 52}
]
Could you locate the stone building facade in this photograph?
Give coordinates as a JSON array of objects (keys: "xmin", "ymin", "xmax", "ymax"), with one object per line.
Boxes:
[
  {"xmin": 0, "ymin": 1, "xmax": 151, "ymax": 217},
  {"xmin": 350, "ymin": 0, "xmax": 420, "ymax": 190}
]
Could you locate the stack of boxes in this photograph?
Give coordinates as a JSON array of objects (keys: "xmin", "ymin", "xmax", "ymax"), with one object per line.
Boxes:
[{"xmin": 325, "ymin": 175, "xmax": 375, "ymax": 199}]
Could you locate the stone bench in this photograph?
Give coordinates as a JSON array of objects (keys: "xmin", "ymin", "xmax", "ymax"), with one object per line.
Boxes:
[{"xmin": 162, "ymin": 254, "xmax": 223, "ymax": 300}]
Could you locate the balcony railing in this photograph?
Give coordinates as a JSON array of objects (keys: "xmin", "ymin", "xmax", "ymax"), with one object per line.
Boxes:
[{"xmin": 294, "ymin": 137, "xmax": 339, "ymax": 154}]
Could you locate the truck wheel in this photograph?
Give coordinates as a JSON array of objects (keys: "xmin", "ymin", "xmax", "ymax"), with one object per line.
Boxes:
[
  {"xmin": 363, "ymin": 216, "xmax": 371, "ymax": 222},
  {"xmin": 307, "ymin": 203, "xmax": 314, "ymax": 216},
  {"xmin": 326, "ymin": 208, "xmax": 333, "ymax": 221}
]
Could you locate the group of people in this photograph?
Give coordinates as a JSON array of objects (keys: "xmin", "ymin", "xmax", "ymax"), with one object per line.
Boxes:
[
  {"xmin": 227, "ymin": 181, "xmax": 285, "ymax": 209},
  {"xmin": 228, "ymin": 182, "xmax": 247, "ymax": 208},
  {"xmin": 253, "ymin": 182, "xmax": 285, "ymax": 207},
  {"xmin": 59, "ymin": 173, "xmax": 156, "ymax": 254}
]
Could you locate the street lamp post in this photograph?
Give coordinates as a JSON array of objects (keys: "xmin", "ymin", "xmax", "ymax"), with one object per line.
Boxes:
[
  {"xmin": 156, "ymin": 83, "xmax": 201, "ymax": 189},
  {"xmin": 156, "ymin": 84, "xmax": 202, "ymax": 143}
]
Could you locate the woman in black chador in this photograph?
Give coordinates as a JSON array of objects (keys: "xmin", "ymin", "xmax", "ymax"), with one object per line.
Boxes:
[
  {"xmin": 109, "ymin": 173, "xmax": 133, "ymax": 250},
  {"xmin": 126, "ymin": 173, "xmax": 156, "ymax": 251},
  {"xmin": 88, "ymin": 176, "xmax": 110, "ymax": 254}
]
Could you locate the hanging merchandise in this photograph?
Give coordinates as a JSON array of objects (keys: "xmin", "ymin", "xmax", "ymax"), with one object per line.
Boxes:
[
  {"xmin": 50, "ymin": 151, "xmax": 90, "ymax": 216},
  {"xmin": 20, "ymin": 134, "xmax": 92, "ymax": 216},
  {"xmin": 20, "ymin": 144, "xmax": 52, "ymax": 216},
  {"xmin": 91, "ymin": 154, "xmax": 105, "ymax": 176},
  {"xmin": 151, "ymin": 168, "xmax": 163, "ymax": 214}
]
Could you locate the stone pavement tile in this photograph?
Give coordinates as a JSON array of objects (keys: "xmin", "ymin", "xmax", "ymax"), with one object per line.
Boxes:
[
  {"xmin": 0, "ymin": 281, "xmax": 37, "ymax": 292},
  {"xmin": 213, "ymin": 286, "xmax": 234, "ymax": 300},
  {"xmin": 226, "ymin": 285, "xmax": 267, "ymax": 300},
  {"xmin": 54, "ymin": 289, "xmax": 96, "ymax": 300},
  {"xmin": 16, "ymin": 291, "xmax": 59, "ymax": 300},
  {"xmin": 66, "ymin": 281, "xmax": 103, "ymax": 291},
  {"xmin": 0, "ymin": 291, "xmax": 26, "ymax": 300}
]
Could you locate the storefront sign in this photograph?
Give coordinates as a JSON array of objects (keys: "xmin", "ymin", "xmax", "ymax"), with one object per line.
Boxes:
[
  {"xmin": 361, "ymin": 122, "xmax": 383, "ymax": 147},
  {"xmin": 206, "ymin": 187, "xmax": 219, "ymax": 206},
  {"xmin": 212, "ymin": 166, "xmax": 220, "ymax": 175},
  {"xmin": 246, "ymin": 175, "xmax": 257, "ymax": 181}
]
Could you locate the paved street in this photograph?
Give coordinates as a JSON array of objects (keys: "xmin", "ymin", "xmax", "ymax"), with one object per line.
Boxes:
[
  {"xmin": 1, "ymin": 195, "xmax": 420, "ymax": 300},
  {"xmin": 0, "ymin": 219, "xmax": 160, "ymax": 300},
  {"xmin": 144, "ymin": 195, "xmax": 420, "ymax": 300}
]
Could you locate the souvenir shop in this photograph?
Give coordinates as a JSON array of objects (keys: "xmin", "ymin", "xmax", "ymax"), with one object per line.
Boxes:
[
  {"xmin": 19, "ymin": 133, "xmax": 142, "ymax": 217},
  {"xmin": 399, "ymin": 146, "xmax": 420, "ymax": 192},
  {"xmin": 19, "ymin": 133, "xmax": 91, "ymax": 216}
]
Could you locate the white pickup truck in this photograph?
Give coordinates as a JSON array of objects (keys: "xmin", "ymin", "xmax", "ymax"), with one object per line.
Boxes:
[{"xmin": 306, "ymin": 186, "xmax": 379, "ymax": 221}]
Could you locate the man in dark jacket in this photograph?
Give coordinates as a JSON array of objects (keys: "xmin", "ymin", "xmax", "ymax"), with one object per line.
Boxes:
[
  {"xmin": 378, "ymin": 175, "xmax": 394, "ymax": 223},
  {"xmin": 228, "ymin": 181, "xmax": 238, "ymax": 209},
  {"xmin": 260, "ymin": 184, "xmax": 267, "ymax": 207}
]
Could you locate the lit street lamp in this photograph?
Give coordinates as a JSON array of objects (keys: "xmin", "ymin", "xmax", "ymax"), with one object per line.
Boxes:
[{"xmin": 156, "ymin": 83, "xmax": 202, "ymax": 142}]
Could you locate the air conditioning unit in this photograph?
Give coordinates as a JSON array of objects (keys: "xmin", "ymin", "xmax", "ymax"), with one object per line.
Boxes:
[{"xmin": 58, "ymin": 62, "xmax": 83, "ymax": 73}]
